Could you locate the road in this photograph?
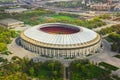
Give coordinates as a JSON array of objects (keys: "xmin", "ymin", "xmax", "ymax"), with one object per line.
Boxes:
[
  {"xmin": 88, "ymin": 39, "xmax": 120, "ymax": 68},
  {"xmin": 63, "ymin": 66, "xmax": 67, "ymax": 80},
  {"xmin": 67, "ymin": 67, "xmax": 71, "ymax": 80},
  {"xmin": 102, "ymin": 39, "xmax": 111, "ymax": 52}
]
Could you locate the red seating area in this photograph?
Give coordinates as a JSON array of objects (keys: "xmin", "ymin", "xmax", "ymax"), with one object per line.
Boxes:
[{"xmin": 40, "ymin": 26, "xmax": 79, "ymax": 34}]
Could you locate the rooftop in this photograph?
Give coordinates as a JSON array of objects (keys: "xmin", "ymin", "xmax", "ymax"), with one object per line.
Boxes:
[
  {"xmin": 0, "ymin": 18, "xmax": 23, "ymax": 25},
  {"xmin": 24, "ymin": 23, "xmax": 98, "ymax": 45}
]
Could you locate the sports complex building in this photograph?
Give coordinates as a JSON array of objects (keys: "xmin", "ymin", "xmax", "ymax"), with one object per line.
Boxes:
[{"xmin": 20, "ymin": 23, "xmax": 101, "ymax": 58}]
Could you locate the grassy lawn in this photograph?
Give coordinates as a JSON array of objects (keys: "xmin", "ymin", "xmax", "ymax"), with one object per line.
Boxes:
[
  {"xmin": 52, "ymin": 14, "xmax": 76, "ymax": 20},
  {"xmin": 114, "ymin": 55, "xmax": 120, "ymax": 59},
  {"xmin": 22, "ymin": 14, "xmax": 79, "ymax": 26},
  {"xmin": 5, "ymin": 10, "xmax": 105, "ymax": 29},
  {"xmin": 37, "ymin": 18, "xmax": 46, "ymax": 22},
  {"xmin": 99, "ymin": 62, "xmax": 119, "ymax": 71}
]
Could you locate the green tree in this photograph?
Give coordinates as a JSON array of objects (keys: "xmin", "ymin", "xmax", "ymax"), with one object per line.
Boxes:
[
  {"xmin": 0, "ymin": 43, "xmax": 7, "ymax": 52},
  {"xmin": 29, "ymin": 67, "xmax": 35, "ymax": 76},
  {"xmin": 0, "ymin": 72, "xmax": 28, "ymax": 80}
]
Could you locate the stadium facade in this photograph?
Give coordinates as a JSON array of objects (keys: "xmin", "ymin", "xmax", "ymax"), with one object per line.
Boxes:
[{"xmin": 20, "ymin": 23, "xmax": 101, "ymax": 58}]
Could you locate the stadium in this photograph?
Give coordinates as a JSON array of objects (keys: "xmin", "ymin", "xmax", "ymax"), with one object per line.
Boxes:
[{"xmin": 20, "ymin": 23, "xmax": 101, "ymax": 58}]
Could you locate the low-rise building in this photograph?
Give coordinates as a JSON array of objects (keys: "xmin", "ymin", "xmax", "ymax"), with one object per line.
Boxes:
[
  {"xmin": 90, "ymin": 3, "xmax": 111, "ymax": 11},
  {"xmin": 112, "ymin": 0, "xmax": 120, "ymax": 3},
  {"xmin": 114, "ymin": 4, "xmax": 120, "ymax": 11},
  {"xmin": 0, "ymin": 18, "xmax": 24, "ymax": 29},
  {"xmin": 4, "ymin": 8, "xmax": 27, "ymax": 13}
]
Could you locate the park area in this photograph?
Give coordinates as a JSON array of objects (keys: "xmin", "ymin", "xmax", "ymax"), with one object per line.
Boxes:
[{"xmin": 0, "ymin": 9, "xmax": 106, "ymax": 29}]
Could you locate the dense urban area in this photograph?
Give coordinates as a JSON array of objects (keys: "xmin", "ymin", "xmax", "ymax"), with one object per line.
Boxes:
[{"xmin": 0, "ymin": 0, "xmax": 120, "ymax": 80}]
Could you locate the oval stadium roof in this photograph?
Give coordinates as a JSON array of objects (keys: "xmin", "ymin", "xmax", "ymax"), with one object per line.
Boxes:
[{"xmin": 24, "ymin": 23, "xmax": 97, "ymax": 45}]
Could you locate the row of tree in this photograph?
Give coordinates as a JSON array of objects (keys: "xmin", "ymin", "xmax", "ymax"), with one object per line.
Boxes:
[
  {"xmin": 99, "ymin": 24, "xmax": 120, "ymax": 52},
  {"xmin": 109, "ymin": 33, "xmax": 120, "ymax": 52}
]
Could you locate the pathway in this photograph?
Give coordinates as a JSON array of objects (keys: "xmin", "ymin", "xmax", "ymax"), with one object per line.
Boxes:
[
  {"xmin": 93, "ymin": 20, "xmax": 120, "ymax": 31},
  {"xmin": 88, "ymin": 40, "xmax": 120, "ymax": 68}
]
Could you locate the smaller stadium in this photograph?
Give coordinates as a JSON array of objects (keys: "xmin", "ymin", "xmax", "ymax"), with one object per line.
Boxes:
[{"xmin": 20, "ymin": 23, "xmax": 101, "ymax": 58}]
